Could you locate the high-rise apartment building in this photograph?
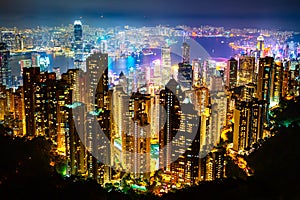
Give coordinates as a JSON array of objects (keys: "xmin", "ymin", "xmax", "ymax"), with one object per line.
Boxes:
[
  {"xmin": 182, "ymin": 42, "xmax": 190, "ymax": 64},
  {"xmin": 270, "ymin": 60, "xmax": 283, "ymax": 105},
  {"xmin": 257, "ymin": 56, "xmax": 274, "ymax": 126},
  {"xmin": 199, "ymin": 147, "xmax": 225, "ymax": 181},
  {"xmin": 61, "ymin": 69, "xmax": 88, "ymax": 178},
  {"xmin": 126, "ymin": 92, "xmax": 151, "ymax": 178},
  {"xmin": 192, "ymin": 59, "xmax": 202, "ymax": 87},
  {"xmin": 0, "ymin": 43, "xmax": 11, "ymax": 88},
  {"xmin": 209, "ymin": 76, "xmax": 227, "ymax": 146},
  {"xmin": 171, "ymin": 99, "xmax": 200, "ymax": 186},
  {"xmin": 190, "ymin": 85, "xmax": 210, "ymax": 152},
  {"xmin": 23, "ymin": 67, "xmax": 40, "ymax": 137},
  {"xmin": 233, "ymin": 98, "xmax": 264, "ymax": 151},
  {"xmin": 159, "ymin": 78, "xmax": 184, "ymax": 172}
]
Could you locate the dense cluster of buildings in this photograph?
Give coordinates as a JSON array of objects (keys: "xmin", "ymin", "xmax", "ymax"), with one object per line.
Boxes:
[{"xmin": 1, "ymin": 21, "xmax": 300, "ymax": 194}]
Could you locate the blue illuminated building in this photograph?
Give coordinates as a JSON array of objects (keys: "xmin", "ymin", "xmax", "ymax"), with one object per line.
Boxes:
[{"xmin": 74, "ymin": 20, "xmax": 83, "ymax": 67}]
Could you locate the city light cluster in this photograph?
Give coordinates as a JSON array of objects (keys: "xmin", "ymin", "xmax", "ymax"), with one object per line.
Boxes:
[{"xmin": 0, "ymin": 21, "xmax": 300, "ymax": 196}]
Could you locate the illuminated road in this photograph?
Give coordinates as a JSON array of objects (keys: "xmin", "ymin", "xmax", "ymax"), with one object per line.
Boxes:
[{"xmin": 226, "ymin": 146, "xmax": 254, "ymax": 176}]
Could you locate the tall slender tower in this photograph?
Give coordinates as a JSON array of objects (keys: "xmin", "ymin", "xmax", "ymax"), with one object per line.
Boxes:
[
  {"xmin": 159, "ymin": 78, "xmax": 184, "ymax": 172},
  {"xmin": 74, "ymin": 20, "xmax": 84, "ymax": 69},
  {"xmin": 178, "ymin": 42, "xmax": 193, "ymax": 90},
  {"xmin": 0, "ymin": 42, "xmax": 11, "ymax": 88},
  {"xmin": 256, "ymin": 35, "xmax": 265, "ymax": 58},
  {"xmin": 174, "ymin": 98, "xmax": 200, "ymax": 186},
  {"xmin": 61, "ymin": 69, "xmax": 87, "ymax": 178},
  {"xmin": 86, "ymin": 52, "xmax": 109, "ymax": 110},
  {"xmin": 127, "ymin": 92, "xmax": 151, "ymax": 178},
  {"xmin": 85, "ymin": 52, "xmax": 111, "ymax": 184},
  {"xmin": 161, "ymin": 46, "xmax": 172, "ymax": 85},
  {"xmin": 182, "ymin": 42, "xmax": 190, "ymax": 64},
  {"xmin": 227, "ymin": 57, "xmax": 238, "ymax": 89},
  {"xmin": 23, "ymin": 67, "xmax": 40, "ymax": 137},
  {"xmin": 257, "ymin": 56, "xmax": 274, "ymax": 128}
]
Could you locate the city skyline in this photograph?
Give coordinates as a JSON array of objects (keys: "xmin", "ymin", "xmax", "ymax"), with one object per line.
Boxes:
[{"xmin": 1, "ymin": 3, "xmax": 300, "ymax": 197}]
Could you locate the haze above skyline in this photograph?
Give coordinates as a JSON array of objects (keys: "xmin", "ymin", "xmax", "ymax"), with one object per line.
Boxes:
[{"xmin": 1, "ymin": 0, "xmax": 300, "ymax": 30}]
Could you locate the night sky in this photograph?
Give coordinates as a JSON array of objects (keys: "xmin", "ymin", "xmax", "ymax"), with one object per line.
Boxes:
[{"xmin": 1, "ymin": 0, "xmax": 300, "ymax": 30}]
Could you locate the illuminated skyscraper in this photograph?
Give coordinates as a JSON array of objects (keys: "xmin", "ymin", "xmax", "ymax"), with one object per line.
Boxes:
[
  {"xmin": 171, "ymin": 98, "xmax": 200, "ymax": 186},
  {"xmin": 209, "ymin": 76, "xmax": 226, "ymax": 146},
  {"xmin": 233, "ymin": 98, "xmax": 263, "ymax": 151},
  {"xmin": 74, "ymin": 20, "xmax": 84, "ymax": 69},
  {"xmin": 85, "ymin": 52, "xmax": 112, "ymax": 184},
  {"xmin": 281, "ymin": 60, "xmax": 290, "ymax": 98},
  {"xmin": 257, "ymin": 56, "xmax": 274, "ymax": 126},
  {"xmin": 238, "ymin": 56, "xmax": 255, "ymax": 86},
  {"xmin": 192, "ymin": 59, "xmax": 201, "ymax": 87},
  {"xmin": 55, "ymin": 80, "xmax": 72, "ymax": 156},
  {"xmin": 182, "ymin": 42, "xmax": 190, "ymax": 64},
  {"xmin": 61, "ymin": 68, "xmax": 83, "ymax": 103},
  {"xmin": 158, "ymin": 79, "xmax": 201, "ymax": 186},
  {"xmin": 86, "ymin": 52, "xmax": 108, "ymax": 110},
  {"xmin": 199, "ymin": 147, "xmax": 225, "ymax": 181},
  {"xmin": 112, "ymin": 85, "xmax": 128, "ymax": 139},
  {"xmin": 149, "ymin": 93, "xmax": 160, "ymax": 172},
  {"xmin": 226, "ymin": 57, "xmax": 238, "ymax": 89},
  {"xmin": 55, "ymin": 78, "xmax": 83, "ymax": 178},
  {"xmin": 23, "ymin": 67, "xmax": 40, "ymax": 137},
  {"xmin": 0, "ymin": 43, "xmax": 11, "ymax": 88},
  {"xmin": 270, "ymin": 60, "xmax": 283, "ymax": 106},
  {"xmin": 1, "ymin": 31, "xmax": 16, "ymax": 50},
  {"xmin": 127, "ymin": 92, "xmax": 151, "ymax": 178},
  {"xmin": 0, "ymin": 88, "xmax": 11, "ymax": 133},
  {"xmin": 190, "ymin": 86, "xmax": 210, "ymax": 152},
  {"xmin": 23, "ymin": 66, "xmax": 58, "ymax": 139},
  {"xmin": 15, "ymin": 33, "xmax": 24, "ymax": 50},
  {"xmin": 152, "ymin": 59, "xmax": 162, "ymax": 87},
  {"xmin": 112, "ymin": 85, "xmax": 130, "ymax": 170},
  {"xmin": 242, "ymin": 83, "xmax": 256, "ymax": 102},
  {"xmin": 159, "ymin": 78, "xmax": 184, "ymax": 172},
  {"xmin": 256, "ymin": 35, "xmax": 265, "ymax": 58},
  {"xmin": 127, "ymin": 67, "xmax": 136, "ymax": 94},
  {"xmin": 284, "ymin": 60, "xmax": 300, "ymax": 97},
  {"xmin": 36, "ymin": 72, "xmax": 57, "ymax": 139},
  {"xmin": 100, "ymin": 39, "xmax": 108, "ymax": 53},
  {"xmin": 178, "ymin": 62, "xmax": 193, "ymax": 90},
  {"xmin": 0, "ymin": 85, "xmax": 6, "ymax": 120},
  {"xmin": 11, "ymin": 87, "xmax": 25, "ymax": 136},
  {"xmin": 161, "ymin": 46, "xmax": 172, "ymax": 85},
  {"xmin": 61, "ymin": 69, "xmax": 87, "ymax": 176},
  {"xmin": 178, "ymin": 42, "xmax": 193, "ymax": 89}
]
